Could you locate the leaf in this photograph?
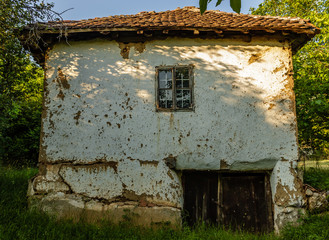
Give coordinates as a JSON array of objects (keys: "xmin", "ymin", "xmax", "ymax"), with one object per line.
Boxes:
[
  {"xmin": 199, "ymin": 0, "xmax": 209, "ymax": 15},
  {"xmin": 230, "ymin": 0, "xmax": 241, "ymax": 13},
  {"xmin": 216, "ymin": 0, "xmax": 224, "ymax": 7},
  {"xmin": 315, "ymin": 100, "xmax": 323, "ymax": 105}
]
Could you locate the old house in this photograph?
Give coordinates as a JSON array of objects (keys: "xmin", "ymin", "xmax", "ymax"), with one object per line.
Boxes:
[{"xmin": 23, "ymin": 7, "xmax": 319, "ymax": 232}]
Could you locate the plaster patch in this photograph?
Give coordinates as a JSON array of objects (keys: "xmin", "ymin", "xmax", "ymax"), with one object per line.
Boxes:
[
  {"xmin": 57, "ymin": 68, "xmax": 70, "ymax": 89},
  {"xmin": 118, "ymin": 42, "xmax": 146, "ymax": 59},
  {"xmin": 248, "ymin": 53, "xmax": 263, "ymax": 64},
  {"xmin": 59, "ymin": 164, "xmax": 123, "ymax": 200},
  {"xmin": 230, "ymin": 158, "xmax": 278, "ymax": 171},
  {"xmin": 274, "ymin": 181, "xmax": 303, "ymax": 207}
]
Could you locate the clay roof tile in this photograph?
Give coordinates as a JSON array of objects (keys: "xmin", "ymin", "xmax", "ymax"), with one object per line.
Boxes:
[{"xmin": 35, "ymin": 6, "xmax": 319, "ymax": 36}]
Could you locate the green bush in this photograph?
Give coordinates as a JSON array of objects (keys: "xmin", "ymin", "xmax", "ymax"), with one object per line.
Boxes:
[{"xmin": 0, "ymin": 51, "xmax": 43, "ymax": 168}]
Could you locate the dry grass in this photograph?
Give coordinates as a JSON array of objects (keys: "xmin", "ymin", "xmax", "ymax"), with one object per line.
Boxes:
[{"xmin": 298, "ymin": 159, "xmax": 329, "ymax": 169}]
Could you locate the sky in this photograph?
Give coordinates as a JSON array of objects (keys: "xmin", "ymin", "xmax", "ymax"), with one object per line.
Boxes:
[{"xmin": 46, "ymin": 0, "xmax": 265, "ymax": 21}]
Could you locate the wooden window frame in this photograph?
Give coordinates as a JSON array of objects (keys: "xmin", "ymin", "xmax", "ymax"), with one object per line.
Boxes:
[{"xmin": 155, "ymin": 65, "xmax": 194, "ymax": 112}]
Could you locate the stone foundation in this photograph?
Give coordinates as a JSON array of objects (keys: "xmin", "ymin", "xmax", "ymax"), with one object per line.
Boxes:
[
  {"xmin": 27, "ymin": 160, "xmax": 307, "ymax": 232},
  {"xmin": 28, "ymin": 192, "xmax": 181, "ymax": 227},
  {"xmin": 27, "ymin": 162, "xmax": 182, "ymax": 227}
]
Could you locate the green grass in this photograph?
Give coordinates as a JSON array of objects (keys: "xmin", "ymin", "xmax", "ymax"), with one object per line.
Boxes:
[
  {"xmin": 0, "ymin": 167, "xmax": 329, "ymax": 240},
  {"xmin": 298, "ymin": 159, "xmax": 329, "ymax": 169},
  {"xmin": 303, "ymin": 166, "xmax": 329, "ymax": 191},
  {"xmin": 280, "ymin": 213, "xmax": 329, "ymax": 240}
]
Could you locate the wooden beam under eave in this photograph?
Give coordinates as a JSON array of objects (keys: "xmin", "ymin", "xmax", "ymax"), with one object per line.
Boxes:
[
  {"xmin": 38, "ymin": 27, "xmax": 141, "ymax": 34},
  {"xmin": 214, "ymin": 30, "xmax": 223, "ymax": 37}
]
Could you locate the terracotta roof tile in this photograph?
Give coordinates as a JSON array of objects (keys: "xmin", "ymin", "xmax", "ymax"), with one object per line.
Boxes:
[{"xmin": 37, "ymin": 6, "xmax": 319, "ymax": 36}]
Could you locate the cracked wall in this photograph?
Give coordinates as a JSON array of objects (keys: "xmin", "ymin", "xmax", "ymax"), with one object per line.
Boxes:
[{"xmin": 29, "ymin": 36, "xmax": 303, "ymax": 230}]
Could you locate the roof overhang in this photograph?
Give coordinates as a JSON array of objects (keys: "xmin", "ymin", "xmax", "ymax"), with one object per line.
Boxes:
[{"xmin": 20, "ymin": 26, "xmax": 317, "ymax": 66}]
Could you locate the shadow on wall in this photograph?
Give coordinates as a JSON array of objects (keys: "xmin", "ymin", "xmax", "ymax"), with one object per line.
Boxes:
[{"xmin": 43, "ymin": 38, "xmax": 297, "ymax": 167}]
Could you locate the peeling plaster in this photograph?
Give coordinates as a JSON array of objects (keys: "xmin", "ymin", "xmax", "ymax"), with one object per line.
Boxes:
[
  {"xmin": 118, "ymin": 42, "xmax": 146, "ymax": 59},
  {"xmin": 30, "ymin": 36, "xmax": 302, "ymax": 230}
]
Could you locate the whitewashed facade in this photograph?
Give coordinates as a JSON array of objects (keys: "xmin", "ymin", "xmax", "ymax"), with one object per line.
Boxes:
[{"xmin": 24, "ymin": 7, "xmax": 319, "ymax": 232}]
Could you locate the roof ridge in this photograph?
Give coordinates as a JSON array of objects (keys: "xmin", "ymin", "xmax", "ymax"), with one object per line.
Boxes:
[
  {"xmin": 63, "ymin": 6, "xmax": 310, "ymax": 24},
  {"xmin": 205, "ymin": 8, "xmax": 308, "ymax": 21}
]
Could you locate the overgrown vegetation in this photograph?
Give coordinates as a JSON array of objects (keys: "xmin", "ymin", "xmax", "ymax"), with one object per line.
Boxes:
[{"xmin": 1, "ymin": 167, "xmax": 329, "ymax": 240}]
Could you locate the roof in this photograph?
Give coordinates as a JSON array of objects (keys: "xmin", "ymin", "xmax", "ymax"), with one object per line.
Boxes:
[
  {"xmin": 21, "ymin": 6, "xmax": 320, "ymax": 65},
  {"xmin": 40, "ymin": 6, "xmax": 319, "ymax": 36}
]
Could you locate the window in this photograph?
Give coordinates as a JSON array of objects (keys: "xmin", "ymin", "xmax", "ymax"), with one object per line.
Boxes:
[{"xmin": 156, "ymin": 66, "xmax": 193, "ymax": 111}]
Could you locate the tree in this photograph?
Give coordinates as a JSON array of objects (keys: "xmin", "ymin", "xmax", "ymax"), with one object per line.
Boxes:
[
  {"xmin": 199, "ymin": 0, "xmax": 242, "ymax": 14},
  {"xmin": 252, "ymin": 0, "xmax": 329, "ymax": 155},
  {"xmin": 0, "ymin": 0, "xmax": 63, "ymax": 166}
]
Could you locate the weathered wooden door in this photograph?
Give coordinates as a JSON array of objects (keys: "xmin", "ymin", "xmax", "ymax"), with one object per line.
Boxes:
[
  {"xmin": 182, "ymin": 171, "xmax": 218, "ymax": 226},
  {"xmin": 182, "ymin": 172, "xmax": 273, "ymax": 232},
  {"xmin": 220, "ymin": 173, "xmax": 273, "ymax": 232}
]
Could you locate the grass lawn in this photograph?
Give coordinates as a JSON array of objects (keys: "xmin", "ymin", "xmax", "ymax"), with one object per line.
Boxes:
[
  {"xmin": 299, "ymin": 159, "xmax": 329, "ymax": 190},
  {"xmin": 298, "ymin": 159, "xmax": 329, "ymax": 169},
  {"xmin": 0, "ymin": 167, "xmax": 329, "ymax": 240}
]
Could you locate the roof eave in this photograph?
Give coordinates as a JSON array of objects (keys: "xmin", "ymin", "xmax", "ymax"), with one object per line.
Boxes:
[{"xmin": 19, "ymin": 27, "xmax": 319, "ymax": 66}]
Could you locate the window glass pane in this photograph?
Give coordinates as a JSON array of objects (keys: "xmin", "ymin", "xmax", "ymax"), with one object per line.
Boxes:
[
  {"xmin": 176, "ymin": 79, "xmax": 183, "ymax": 88},
  {"xmin": 176, "ymin": 68, "xmax": 189, "ymax": 80},
  {"xmin": 176, "ymin": 90, "xmax": 183, "ymax": 108},
  {"xmin": 159, "ymin": 100, "xmax": 173, "ymax": 108},
  {"xmin": 176, "ymin": 90, "xmax": 191, "ymax": 108},
  {"xmin": 183, "ymin": 80, "xmax": 189, "ymax": 88},
  {"xmin": 159, "ymin": 90, "xmax": 173, "ymax": 108},
  {"xmin": 159, "ymin": 70, "xmax": 172, "ymax": 80},
  {"xmin": 159, "ymin": 70, "xmax": 172, "ymax": 89},
  {"xmin": 183, "ymin": 90, "xmax": 191, "ymax": 108},
  {"xmin": 159, "ymin": 79, "xmax": 172, "ymax": 88}
]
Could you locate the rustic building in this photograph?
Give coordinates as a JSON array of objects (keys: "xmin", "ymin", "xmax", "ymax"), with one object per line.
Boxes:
[{"xmin": 22, "ymin": 7, "xmax": 319, "ymax": 232}]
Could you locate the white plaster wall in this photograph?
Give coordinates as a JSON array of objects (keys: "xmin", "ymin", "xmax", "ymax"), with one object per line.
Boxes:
[
  {"xmin": 58, "ymin": 161, "xmax": 182, "ymax": 207},
  {"xmin": 43, "ymin": 37, "xmax": 298, "ymax": 168},
  {"xmin": 41, "ymin": 37, "xmax": 300, "ymax": 212}
]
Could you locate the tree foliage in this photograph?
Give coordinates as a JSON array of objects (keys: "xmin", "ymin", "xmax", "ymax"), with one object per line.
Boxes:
[
  {"xmin": 0, "ymin": 0, "xmax": 61, "ymax": 166},
  {"xmin": 0, "ymin": 41, "xmax": 43, "ymax": 167},
  {"xmin": 199, "ymin": 0, "xmax": 241, "ymax": 14},
  {"xmin": 252, "ymin": 0, "xmax": 329, "ymax": 155}
]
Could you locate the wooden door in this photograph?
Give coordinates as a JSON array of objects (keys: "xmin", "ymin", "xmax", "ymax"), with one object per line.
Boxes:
[
  {"xmin": 220, "ymin": 173, "xmax": 273, "ymax": 232},
  {"xmin": 182, "ymin": 171, "xmax": 218, "ymax": 226},
  {"xmin": 182, "ymin": 172, "xmax": 273, "ymax": 232}
]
